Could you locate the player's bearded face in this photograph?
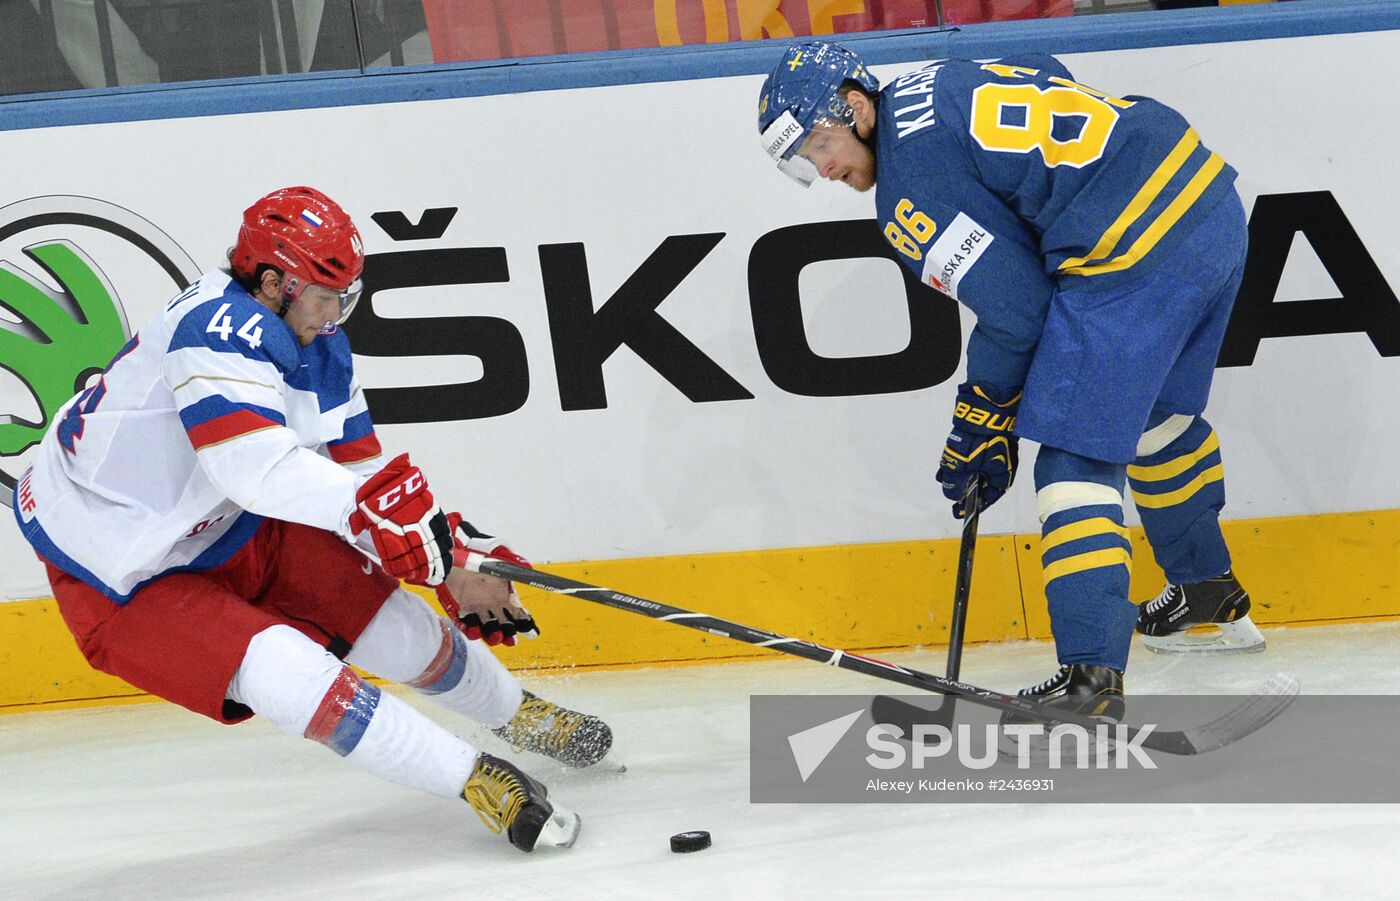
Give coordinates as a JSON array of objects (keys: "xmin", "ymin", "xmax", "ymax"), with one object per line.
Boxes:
[{"xmin": 797, "ymin": 120, "xmax": 876, "ymax": 192}]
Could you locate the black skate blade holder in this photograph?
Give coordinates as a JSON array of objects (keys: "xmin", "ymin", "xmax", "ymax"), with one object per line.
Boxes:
[{"xmin": 870, "ymin": 478, "xmax": 982, "ymax": 747}]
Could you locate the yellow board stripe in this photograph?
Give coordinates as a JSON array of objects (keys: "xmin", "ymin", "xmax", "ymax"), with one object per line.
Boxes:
[
  {"xmin": 1131, "ymin": 464, "xmax": 1225, "ymax": 509},
  {"xmin": 11, "ymin": 508, "xmax": 1400, "ymax": 714},
  {"xmin": 1040, "ymin": 517, "xmax": 1128, "ymax": 554},
  {"xmin": 1128, "ymin": 431, "xmax": 1220, "ymax": 482},
  {"xmin": 1043, "ymin": 547, "xmax": 1132, "ymax": 584},
  {"xmin": 1057, "ymin": 128, "xmax": 1199, "ymax": 273},
  {"xmin": 1061, "ymin": 151, "xmax": 1226, "ymax": 277}
]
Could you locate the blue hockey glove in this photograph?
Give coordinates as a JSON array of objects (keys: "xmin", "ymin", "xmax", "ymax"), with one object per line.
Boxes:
[{"xmin": 936, "ymin": 382, "xmax": 1022, "ymax": 518}]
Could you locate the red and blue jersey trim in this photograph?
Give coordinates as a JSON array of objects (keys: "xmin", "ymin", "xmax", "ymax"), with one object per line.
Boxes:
[
  {"xmin": 327, "ymin": 432, "xmax": 381, "ymax": 464},
  {"xmin": 327, "ymin": 411, "xmax": 380, "ymax": 464},
  {"xmin": 179, "ymin": 396, "xmax": 286, "ymax": 450}
]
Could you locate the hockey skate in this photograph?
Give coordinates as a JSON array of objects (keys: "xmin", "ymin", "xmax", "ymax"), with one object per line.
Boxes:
[
  {"xmin": 999, "ymin": 664, "xmax": 1124, "ymax": 762},
  {"xmin": 493, "ymin": 690, "xmax": 614, "ymax": 769},
  {"xmin": 1137, "ymin": 571, "xmax": 1265, "ymax": 655},
  {"xmin": 1009, "ymin": 664, "xmax": 1125, "ymax": 723},
  {"xmin": 464, "ymin": 752, "xmax": 580, "ymax": 852}
]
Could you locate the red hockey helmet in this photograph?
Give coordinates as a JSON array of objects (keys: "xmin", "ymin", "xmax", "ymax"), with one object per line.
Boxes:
[{"xmin": 229, "ymin": 186, "xmax": 365, "ymax": 323}]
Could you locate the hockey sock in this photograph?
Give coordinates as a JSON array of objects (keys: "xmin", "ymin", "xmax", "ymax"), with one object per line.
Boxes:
[
  {"xmin": 228, "ymin": 624, "xmax": 478, "ymax": 798},
  {"xmin": 1129, "ymin": 413, "xmax": 1231, "ymax": 583},
  {"xmin": 1034, "ymin": 447, "xmax": 1139, "ymax": 671},
  {"xmin": 347, "ymin": 588, "xmax": 523, "ymax": 729}
]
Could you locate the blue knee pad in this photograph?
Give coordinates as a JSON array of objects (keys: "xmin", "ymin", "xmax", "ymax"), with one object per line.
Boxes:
[
  {"xmin": 1128, "ymin": 412, "xmax": 1231, "ymax": 583},
  {"xmin": 1033, "ymin": 447, "xmax": 1138, "ymax": 671}
]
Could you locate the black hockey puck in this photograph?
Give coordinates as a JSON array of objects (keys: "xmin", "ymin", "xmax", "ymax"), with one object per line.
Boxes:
[{"xmin": 670, "ymin": 831, "xmax": 711, "ymax": 853}]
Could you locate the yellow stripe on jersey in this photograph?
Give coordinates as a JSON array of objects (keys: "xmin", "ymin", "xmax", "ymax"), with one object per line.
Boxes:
[
  {"xmin": 1057, "ymin": 129, "xmax": 1201, "ymax": 273},
  {"xmin": 1062, "ymin": 151, "xmax": 1226, "ymax": 277},
  {"xmin": 1042, "ymin": 547, "xmax": 1132, "ymax": 584},
  {"xmin": 1127, "ymin": 431, "xmax": 1220, "ymax": 482}
]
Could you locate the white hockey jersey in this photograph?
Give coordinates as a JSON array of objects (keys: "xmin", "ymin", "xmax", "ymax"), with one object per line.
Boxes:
[{"xmin": 13, "ymin": 270, "xmax": 384, "ymax": 602}]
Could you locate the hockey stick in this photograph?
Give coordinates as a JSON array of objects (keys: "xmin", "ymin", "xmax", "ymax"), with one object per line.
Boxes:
[
  {"xmin": 871, "ymin": 477, "xmax": 982, "ymax": 742},
  {"xmin": 476, "ymin": 558, "xmax": 1299, "ymax": 756},
  {"xmin": 944, "ymin": 477, "xmax": 981, "ymax": 679}
]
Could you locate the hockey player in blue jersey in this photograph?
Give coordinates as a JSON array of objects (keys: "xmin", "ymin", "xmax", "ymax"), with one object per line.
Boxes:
[
  {"xmin": 14, "ymin": 186, "xmax": 610, "ymax": 852},
  {"xmin": 757, "ymin": 42, "xmax": 1264, "ymax": 716}
]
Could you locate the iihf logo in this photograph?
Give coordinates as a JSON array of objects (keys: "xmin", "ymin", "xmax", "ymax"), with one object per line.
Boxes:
[{"xmin": 0, "ymin": 196, "xmax": 201, "ymax": 507}]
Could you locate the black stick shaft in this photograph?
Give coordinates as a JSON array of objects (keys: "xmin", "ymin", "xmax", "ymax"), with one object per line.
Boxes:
[
  {"xmin": 480, "ymin": 559, "xmax": 1145, "ymax": 736},
  {"xmin": 945, "ymin": 478, "xmax": 982, "ymax": 681}
]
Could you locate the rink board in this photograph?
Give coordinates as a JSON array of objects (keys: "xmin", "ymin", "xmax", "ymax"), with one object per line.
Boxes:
[
  {"xmin": 4, "ymin": 2, "xmax": 1400, "ymax": 709},
  {"xmin": 5, "ymin": 507, "xmax": 1397, "ymax": 712}
]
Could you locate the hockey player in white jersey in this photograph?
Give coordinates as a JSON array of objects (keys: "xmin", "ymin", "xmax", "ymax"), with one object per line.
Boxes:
[{"xmin": 12, "ymin": 186, "xmax": 609, "ymax": 853}]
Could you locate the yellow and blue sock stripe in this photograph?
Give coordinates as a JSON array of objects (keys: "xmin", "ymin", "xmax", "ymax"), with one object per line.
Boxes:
[{"xmin": 1129, "ymin": 414, "xmax": 1230, "ymax": 582}]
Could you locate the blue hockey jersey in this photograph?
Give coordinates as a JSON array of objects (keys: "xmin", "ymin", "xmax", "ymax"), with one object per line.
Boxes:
[{"xmin": 873, "ymin": 55, "xmax": 1238, "ymax": 390}]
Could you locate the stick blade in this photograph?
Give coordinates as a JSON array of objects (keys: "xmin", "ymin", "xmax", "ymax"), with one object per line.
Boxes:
[
  {"xmin": 870, "ymin": 695, "xmax": 958, "ymax": 745},
  {"xmin": 1178, "ymin": 672, "xmax": 1301, "ymax": 754}
]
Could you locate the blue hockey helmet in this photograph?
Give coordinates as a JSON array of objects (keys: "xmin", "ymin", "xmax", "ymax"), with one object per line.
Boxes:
[{"xmin": 757, "ymin": 41, "xmax": 880, "ymax": 187}]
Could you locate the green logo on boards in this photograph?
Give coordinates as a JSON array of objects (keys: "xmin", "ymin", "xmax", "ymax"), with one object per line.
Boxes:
[
  {"xmin": 0, "ymin": 196, "xmax": 201, "ymax": 506},
  {"xmin": 0, "ymin": 241, "xmax": 130, "ymax": 457}
]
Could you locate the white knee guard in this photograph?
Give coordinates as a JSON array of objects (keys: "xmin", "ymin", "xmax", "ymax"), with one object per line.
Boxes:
[
  {"xmin": 1036, "ymin": 481, "xmax": 1124, "ymax": 522},
  {"xmin": 347, "ymin": 588, "xmax": 523, "ymax": 730},
  {"xmin": 229, "ymin": 624, "xmax": 479, "ymax": 799},
  {"xmin": 344, "ymin": 588, "xmax": 449, "ymax": 684},
  {"xmin": 227, "ymin": 624, "xmax": 343, "ymax": 737},
  {"xmin": 1137, "ymin": 414, "xmax": 1195, "ymax": 458}
]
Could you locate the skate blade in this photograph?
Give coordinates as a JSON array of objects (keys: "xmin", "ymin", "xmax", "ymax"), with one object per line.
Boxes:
[
  {"xmin": 539, "ymin": 757, "xmax": 627, "ymax": 777},
  {"xmin": 1142, "ymin": 617, "xmax": 1266, "ymax": 655},
  {"xmin": 534, "ymin": 806, "xmax": 581, "ymax": 850}
]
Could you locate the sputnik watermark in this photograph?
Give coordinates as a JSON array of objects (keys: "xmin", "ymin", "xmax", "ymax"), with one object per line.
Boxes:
[
  {"xmin": 865, "ymin": 721, "xmax": 1158, "ymax": 770},
  {"xmin": 754, "ymin": 694, "xmax": 1400, "ymax": 803}
]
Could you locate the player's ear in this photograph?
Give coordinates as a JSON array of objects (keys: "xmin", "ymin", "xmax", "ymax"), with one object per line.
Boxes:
[
  {"xmin": 258, "ymin": 267, "xmax": 282, "ymax": 299},
  {"xmin": 845, "ymin": 88, "xmax": 876, "ymax": 137}
]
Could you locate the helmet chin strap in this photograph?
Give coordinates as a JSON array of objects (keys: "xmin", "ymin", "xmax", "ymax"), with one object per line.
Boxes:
[{"xmin": 277, "ymin": 276, "xmax": 299, "ymax": 318}]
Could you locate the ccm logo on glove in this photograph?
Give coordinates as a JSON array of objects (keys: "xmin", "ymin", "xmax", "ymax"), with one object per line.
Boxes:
[
  {"xmin": 349, "ymin": 453, "xmax": 454, "ymax": 585},
  {"xmin": 374, "ymin": 472, "xmax": 425, "ymax": 512}
]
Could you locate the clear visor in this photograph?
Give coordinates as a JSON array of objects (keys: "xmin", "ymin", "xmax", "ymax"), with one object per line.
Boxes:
[
  {"xmin": 791, "ymin": 118, "xmax": 850, "ymax": 180},
  {"xmin": 297, "ymin": 278, "xmax": 364, "ymax": 330},
  {"xmin": 776, "ymin": 155, "xmax": 819, "ymax": 188},
  {"xmin": 334, "ymin": 278, "xmax": 363, "ymax": 325},
  {"xmin": 761, "ymin": 110, "xmax": 852, "ymax": 188}
]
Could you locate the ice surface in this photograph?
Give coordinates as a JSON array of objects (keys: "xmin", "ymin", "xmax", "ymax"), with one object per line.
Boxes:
[{"xmin": 3, "ymin": 622, "xmax": 1399, "ymax": 900}]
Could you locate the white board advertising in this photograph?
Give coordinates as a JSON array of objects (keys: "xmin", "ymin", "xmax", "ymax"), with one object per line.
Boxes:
[{"xmin": 3, "ymin": 28, "xmax": 1399, "ymax": 601}]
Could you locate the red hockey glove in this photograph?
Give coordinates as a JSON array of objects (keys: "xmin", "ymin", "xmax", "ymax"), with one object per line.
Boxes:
[
  {"xmin": 434, "ymin": 518, "xmax": 539, "ymax": 647},
  {"xmin": 348, "ymin": 453, "xmax": 453, "ymax": 585}
]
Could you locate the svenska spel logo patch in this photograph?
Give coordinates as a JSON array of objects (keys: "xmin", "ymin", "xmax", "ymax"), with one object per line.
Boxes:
[{"xmin": 920, "ymin": 212, "xmax": 994, "ymax": 301}]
